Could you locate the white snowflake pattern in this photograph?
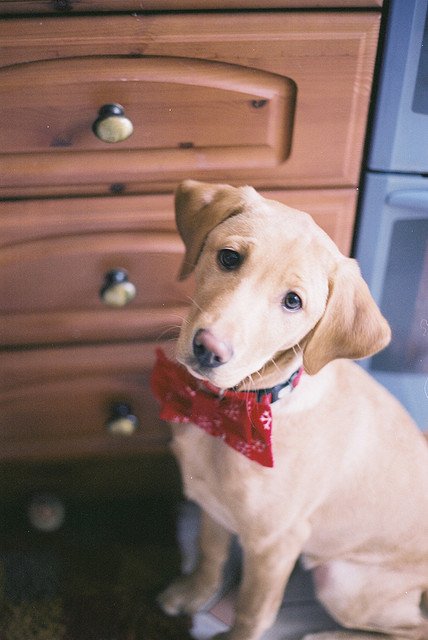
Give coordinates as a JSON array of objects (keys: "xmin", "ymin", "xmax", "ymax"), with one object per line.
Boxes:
[
  {"xmin": 235, "ymin": 440, "xmax": 250, "ymax": 453},
  {"xmin": 223, "ymin": 402, "xmax": 241, "ymax": 422},
  {"xmin": 196, "ymin": 415, "xmax": 215, "ymax": 430},
  {"xmin": 196, "ymin": 414, "xmax": 223, "ymax": 434},
  {"xmin": 260, "ymin": 410, "xmax": 272, "ymax": 431},
  {"xmin": 236, "ymin": 439, "xmax": 266, "ymax": 458},
  {"xmin": 252, "ymin": 440, "xmax": 267, "ymax": 453}
]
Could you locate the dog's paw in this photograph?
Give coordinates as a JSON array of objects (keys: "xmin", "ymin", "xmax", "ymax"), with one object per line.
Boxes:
[{"xmin": 157, "ymin": 575, "xmax": 218, "ymax": 616}]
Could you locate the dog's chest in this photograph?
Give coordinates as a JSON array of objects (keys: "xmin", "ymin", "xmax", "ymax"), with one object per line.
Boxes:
[{"xmin": 169, "ymin": 423, "xmax": 264, "ymax": 533}]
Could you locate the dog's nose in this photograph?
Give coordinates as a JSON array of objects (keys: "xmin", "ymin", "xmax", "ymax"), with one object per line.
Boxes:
[{"xmin": 192, "ymin": 329, "xmax": 233, "ymax": 368}]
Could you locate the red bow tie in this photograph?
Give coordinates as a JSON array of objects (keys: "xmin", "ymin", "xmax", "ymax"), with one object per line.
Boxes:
[{"xmin": 150, "ymin": 349, "xmax": 303, "ymax": 468}]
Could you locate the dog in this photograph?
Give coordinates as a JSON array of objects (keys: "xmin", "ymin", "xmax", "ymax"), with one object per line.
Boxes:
[{"xmin": 154, "ymin": 180, "xmax": 428, "ymax": 640}]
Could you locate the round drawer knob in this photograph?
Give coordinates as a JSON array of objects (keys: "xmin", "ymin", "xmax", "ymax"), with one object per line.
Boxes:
[
  {"xmin": 92, "ymin": 103, "xmax": 134, "ymax": 143},
  {"xmin": 28, "ymin": 493, "xmax": 65, "ymax": 532},
  {"xmin": 107, "ymin": 403, "xmax": 139, "ymax": 436},
  {"xmin": 100, "ymin": 268, "xmax": 137, "ymax": 307}
]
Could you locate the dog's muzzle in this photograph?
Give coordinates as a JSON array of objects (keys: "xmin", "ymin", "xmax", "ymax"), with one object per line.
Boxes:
[{"xmin": 192, "ymin": 329, "xmax": 233, "ymax": 368}]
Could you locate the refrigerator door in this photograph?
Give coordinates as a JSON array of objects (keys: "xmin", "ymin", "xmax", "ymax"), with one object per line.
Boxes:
[
  {"xmin": 355, "ymin": 172, "xmax": 428, "ymax": 430},
  {"xmin": 368, "ymin": 0, "xmax": 428, "ymax": 173}
]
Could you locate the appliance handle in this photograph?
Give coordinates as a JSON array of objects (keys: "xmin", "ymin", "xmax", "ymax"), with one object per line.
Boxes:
[{"xmin": 386, "ymin": 189, "xmax": 428, "ymax": 210}]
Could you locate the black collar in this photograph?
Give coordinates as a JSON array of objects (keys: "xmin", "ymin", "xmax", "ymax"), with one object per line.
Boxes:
[{"xmin": 232, "ymin": 367, "xmax": 304, "ymax": 403}]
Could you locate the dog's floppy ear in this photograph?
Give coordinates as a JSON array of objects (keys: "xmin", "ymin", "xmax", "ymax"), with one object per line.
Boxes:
[
  {"xmin": 175, "ymin": 179, "xmax": 248, "ymax": 280},
  {"xmin": 303, "ymin": 258, "xmax": 391, "ymax": 375}
]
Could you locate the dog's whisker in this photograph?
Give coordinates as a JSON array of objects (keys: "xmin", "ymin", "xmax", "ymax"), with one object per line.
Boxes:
[
  {"xmin": 155, "ymin": 324, "xmax": 185, "ymax": 341},
  {"xmin": 292, "ymin": 342, "xmax": 303, "ymax": 358},
  {"xmin": 157, "ymin": 323, "xmax": 183, "ymax": 333},
  {"xmin": 186, "ymin": 295, "xmax": 204, "ymax": 313},
  {"xmin": 269, "ymin": 358, "xmax": 282, "ymax": 374}
]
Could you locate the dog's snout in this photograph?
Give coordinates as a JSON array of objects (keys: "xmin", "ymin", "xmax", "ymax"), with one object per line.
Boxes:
[{"xmin": 192, "ymin": 329, "xmax": 233, "ymax": 368}]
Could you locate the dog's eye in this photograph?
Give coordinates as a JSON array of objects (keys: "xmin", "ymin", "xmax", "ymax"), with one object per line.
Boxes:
[
  {"xmin": 217, "ymin": 248, "xmax": 242, "ymax": 271},
  {"xmin": 282, "ymin": 291, "xmax": 302, "ymax": 311}
]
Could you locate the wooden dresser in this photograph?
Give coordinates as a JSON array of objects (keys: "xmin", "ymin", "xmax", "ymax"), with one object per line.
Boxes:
[{"xmin": 0, "ymin": 0, "xmax": 382, "ymax": 497}]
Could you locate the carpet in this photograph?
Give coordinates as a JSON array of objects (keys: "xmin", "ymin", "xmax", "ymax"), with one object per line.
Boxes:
[{"xmin": 0, "ymin": 494, "xmax": 193, "ymax": 640}]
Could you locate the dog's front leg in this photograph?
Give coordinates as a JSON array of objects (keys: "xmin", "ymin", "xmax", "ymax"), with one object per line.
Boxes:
[
  {"xmin": 214, "ymin": 522, "xmax": 310, "ymax": 640},
  {"xmin": 158, "ymin": 509, "xmax": 232, "ymax": 616}
]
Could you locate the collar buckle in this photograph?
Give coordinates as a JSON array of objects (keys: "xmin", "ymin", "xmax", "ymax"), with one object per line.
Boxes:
[{"xmin": 254, "ymin": 367, "xmax": 303, "ymax": 404}]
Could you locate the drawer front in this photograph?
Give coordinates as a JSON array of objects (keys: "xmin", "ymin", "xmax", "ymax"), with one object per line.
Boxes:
[
  {"xmin": 0, "ymin": 1, "xmax": 383, "ymax": 13},
  {"xmin": 0, "ymin": 232, "xmax": 189, "ymax": 313},
  {"xmin": 1, "ymin": 57, "xmax": 294, "ymax": 159},
  {"xmin": 0, "ymin": 187, "xmax": 356, "ymax": 346},
  {"xmin": 0, "ymin": 342, "xmax": 173, "ymax": 461},
  {"xmin": 0, "ymin": 231, "xmax": 192, "ymax": 345},
  {"xmin": 0, "ymin": 12, "xmax": 380, "ymax": 196}
]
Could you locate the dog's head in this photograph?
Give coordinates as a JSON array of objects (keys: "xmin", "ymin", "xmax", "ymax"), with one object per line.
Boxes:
[{"xmin": 175, "ymin": 179, "xmax": 391, "ymax": 389}]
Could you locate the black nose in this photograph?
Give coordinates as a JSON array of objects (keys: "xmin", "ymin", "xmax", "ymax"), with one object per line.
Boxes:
[{"xmin": 192, "ymin": 329, "xmax": 233, "ymax": 369}]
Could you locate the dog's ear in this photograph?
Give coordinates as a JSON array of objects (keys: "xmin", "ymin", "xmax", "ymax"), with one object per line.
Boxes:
[
  {"xmin": 175, "ymin": 179, "xmax": 249, "ymax": 280},
  {"xmin": 303, "ymin": 258, "xmax": 391, "ymax": 375}
]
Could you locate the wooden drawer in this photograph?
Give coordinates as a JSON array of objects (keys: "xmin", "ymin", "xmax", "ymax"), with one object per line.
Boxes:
[
  {"xmin": 1, "ymin": 58, "xmax": 295, "ymax": 157},
  {"xmin": 0, "ymin": 341, "xmax": 174, "ymax": 461},
  {"xmin": 0, "ymin": 230, "xmax": 192, "ymax": 346},
  {"xmin": 0, "ymin": 188, "xmax": 356, "ymax": 347},
  {"xmin": 0, "ymin": 12, "xmax": 380, "ymax": 197},
  {"xmin": 0, "ymin": 1, "xmax": 383, "ymax": 13},
  {"xmin": 0, "ymin": 232, "xmax": 189, "ymax": 313}
]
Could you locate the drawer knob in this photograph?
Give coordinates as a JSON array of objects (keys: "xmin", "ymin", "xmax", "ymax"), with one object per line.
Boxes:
[
  {"xmin": 107, "ymin": 403, "xmax": 139, "ymax": 436},
  {"xmin": 92, "ymin": 103, "xmax": 134, "ymax": 143},
  {"xmin": 100, "ymin": 268, "xmax": 137, "ymax": 307}
]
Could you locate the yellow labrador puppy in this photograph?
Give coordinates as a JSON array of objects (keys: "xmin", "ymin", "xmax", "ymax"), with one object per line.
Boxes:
[{"xmin": 154, "ymin": 180, "xmax": 428, "ymax": 640}]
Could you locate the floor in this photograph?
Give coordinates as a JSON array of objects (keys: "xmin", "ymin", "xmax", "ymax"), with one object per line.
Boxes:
[
  {"xmin": 0, "ymin": 489, "xmax": 342, "ymax": 639},
  {"xmin": 175, "ymin": 501, "xmax": 342, "ymax": 640}
]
